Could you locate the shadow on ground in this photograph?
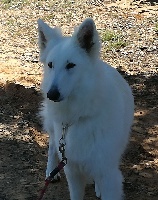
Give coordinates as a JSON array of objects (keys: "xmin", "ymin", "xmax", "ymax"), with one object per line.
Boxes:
[{"xmin": 0, "ymin": 71, "xmax": 157, "ymax": 199}]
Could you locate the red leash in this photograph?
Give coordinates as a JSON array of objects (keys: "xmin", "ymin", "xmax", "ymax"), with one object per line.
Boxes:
[
  {"xmin": 37, "ymin": 179, "xmax": 50, "ymax": 200},
  {"xmin": 37, "ymin": 124, "xmax": 69, "ymax": 200},
  {"xmin": 37, "ymin": 159, "xmax": 67, "ymax": 200}
]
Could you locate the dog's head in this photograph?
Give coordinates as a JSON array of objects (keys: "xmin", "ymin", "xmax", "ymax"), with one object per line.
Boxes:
[{"xmin": 38, "ymin": 18, "xmax": 100, "ymax": 102}]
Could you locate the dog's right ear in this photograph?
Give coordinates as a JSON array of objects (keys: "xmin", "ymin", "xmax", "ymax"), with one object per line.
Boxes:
[{"xmin": 37, "ymin": 19, "xmax": 62, "ymax": 54}]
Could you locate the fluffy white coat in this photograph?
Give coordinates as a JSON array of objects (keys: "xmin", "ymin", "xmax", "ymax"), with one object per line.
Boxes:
[{"xmin": 38, "ymin": 18, "xmax": 134, "ymax": 200}]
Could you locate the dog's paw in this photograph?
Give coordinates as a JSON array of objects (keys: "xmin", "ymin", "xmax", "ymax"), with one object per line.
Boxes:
[
  {"xmin": 50, "ymin": 173, "xmax": 61, "ymax": 183},
  {"xmin": 46, "ymin": 171, "xmax": 61, "ymax": 182},
  {"xmin": 95, "ymin": 183, "xmax": 101, "ymax": 198}
]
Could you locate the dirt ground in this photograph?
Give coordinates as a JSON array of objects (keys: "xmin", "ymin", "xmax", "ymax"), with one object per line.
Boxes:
[{"xmin": 0, "ymin": 0, "xmax": 158, "ymax": 200}]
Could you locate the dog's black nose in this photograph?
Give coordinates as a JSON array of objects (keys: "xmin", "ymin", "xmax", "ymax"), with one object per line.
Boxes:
[{"xmin": 47, "ymin": 88, "xmax": 60, "ymax": 102}]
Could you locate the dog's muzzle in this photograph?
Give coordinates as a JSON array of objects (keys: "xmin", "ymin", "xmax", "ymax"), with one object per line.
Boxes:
[{"xmin": 47, "ymin": 87, "xmax": 61, "ymax": 102}]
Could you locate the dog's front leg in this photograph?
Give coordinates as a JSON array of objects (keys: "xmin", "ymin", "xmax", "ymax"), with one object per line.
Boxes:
[
  {"xmin": 65, "ymin": 166, "xmax": 86, "ymax": 200},
  {"xmin": 46, "ymin": 133, "xmax": 60, "ymax": 181},
  {"xmin": 98, "ymin": 168, "xmax": 123, "ymax": 200}
]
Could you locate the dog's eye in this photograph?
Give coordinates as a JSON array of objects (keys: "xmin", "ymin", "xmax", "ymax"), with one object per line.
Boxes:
[
  {"xmin": 66, "ymin": 62, "xmax": 76, "ymax": 70},
  {"xmin": 48, "ymin": 62, "xmax": 53, "ymax": 69}
]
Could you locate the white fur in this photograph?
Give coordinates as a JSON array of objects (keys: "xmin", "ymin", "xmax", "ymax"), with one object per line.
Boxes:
[{"xmin": 38, "ymin": 18, "xmax": 134, "ymax": 200}]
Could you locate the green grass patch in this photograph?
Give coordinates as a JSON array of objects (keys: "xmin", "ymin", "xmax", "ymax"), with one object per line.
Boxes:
[
  {"xmin": 154, "ymin": 23, "xmax": 158, "ymax": 33},
  {"xmin": 1, "ymin": 0, "xmax": 29, "ymax": 8},
  {"xmin": 101, "ymin": 30, "xmax": 117, "ymax": 42},
  {"xmin": 2, "ymin": 0, "xmax": 74, "ymax": 9},
  {"xmin": 101, "ymin": 30, "xmax": 127, "ymax": 51}
]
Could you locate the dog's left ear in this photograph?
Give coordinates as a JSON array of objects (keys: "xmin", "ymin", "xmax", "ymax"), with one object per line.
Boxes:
[{"xmin": 73, "ymin": 18, "xmax": 100, "ymax": 58}]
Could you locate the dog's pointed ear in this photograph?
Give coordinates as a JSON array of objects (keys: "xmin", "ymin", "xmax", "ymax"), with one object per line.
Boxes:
[
  {"xmin": 73, "ymin": 18, "xmax": 100, "ymax": 58},
  {"xmin": 37, "ymin": 19, "xmax": 62, "ymax": 53}
]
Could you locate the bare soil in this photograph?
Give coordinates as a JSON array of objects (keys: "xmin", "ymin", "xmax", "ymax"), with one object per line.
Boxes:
[{"xmin": 0, "ymin": 1, "xmax": 158, "ymax": 200}]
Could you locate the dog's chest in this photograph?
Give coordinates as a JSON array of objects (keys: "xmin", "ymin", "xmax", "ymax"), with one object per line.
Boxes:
[{"xmin": 54, "ymin": 120, "xmax": 98, "ymax": 164}]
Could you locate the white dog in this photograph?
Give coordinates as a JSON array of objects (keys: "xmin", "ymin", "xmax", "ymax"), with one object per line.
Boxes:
[{"xmin": 38, "ymin": 18, "xmax": 134, "ymax": 200}]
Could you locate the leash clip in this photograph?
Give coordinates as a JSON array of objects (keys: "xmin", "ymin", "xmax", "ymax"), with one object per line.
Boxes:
[
  {"xmin": 59, "ymin": 141, "xmax": 66, "ymax": 160},
  {"xmin": 59, "ymin": 123, "xmax": 69, "ymax": 163}
]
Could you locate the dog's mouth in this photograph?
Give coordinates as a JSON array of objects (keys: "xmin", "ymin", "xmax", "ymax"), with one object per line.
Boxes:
[
  {"xmin": 53, "ymin": 97, "xmax": 64, "ymax": 103},
  {"xmin": 47, "ymin": 96, "xmax": 64, "ymax": 103}
]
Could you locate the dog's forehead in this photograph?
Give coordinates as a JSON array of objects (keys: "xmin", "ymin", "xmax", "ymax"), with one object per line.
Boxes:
[{"xmin": 47, "ymin": 37, "xmax": 79, "ymax": 63}]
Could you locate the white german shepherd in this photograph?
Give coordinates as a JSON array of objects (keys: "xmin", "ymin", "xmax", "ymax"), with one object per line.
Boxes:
[{"xmin": 38, "ymin": 18, "xmax": 134, "ymax": 200}]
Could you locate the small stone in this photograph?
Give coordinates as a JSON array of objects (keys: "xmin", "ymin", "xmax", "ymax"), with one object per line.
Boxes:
[{"xmin": 139, "ymin": 172, "xmax": 153, "ymax": 178}]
